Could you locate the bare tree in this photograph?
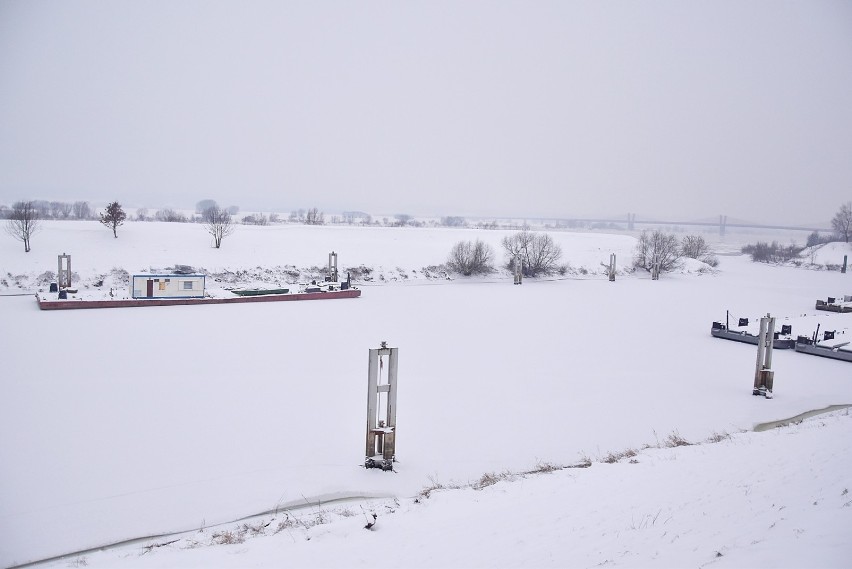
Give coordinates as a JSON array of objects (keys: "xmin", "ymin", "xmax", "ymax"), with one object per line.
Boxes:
[
  {"xmin": 5, "ymin": 201, "xmax": 41, "ymax": 252},
  {"xmin": 832, "ymin": 201, "xmax": 852, "ymax": 243},
  {"xmin": 72, "ymin": 201, "xmax": 91, "ymax": 219},
  {"xmin": 447, "ymin": 239, "xmax": 495, "ymax": 275},
  {"xmin": 203, "ymin": 206, "xmax": 234, "ymax": 248},
  {"xmin": 196, "ymin": 199, "xmax": 218, "ymax": 214},
  {"xmin": 501, "ymin": 229, "xmax": 563, "ymax": 277},
  {"xmin": 634, "ymin": 230, "xmax": 682, "ymax": 273},
  {"xmin": 50, "ymin": 201, "xmax": 72, "ymax": 219},
  {"xmin": 394, "ymin": 213, "xmax": 412, "ymax": 226},
  {"xmin": 305, "ymin": 207, "xmax": 324, "ymax": 225},
  {"xmin": 100, "ymin": 201, "xmax": 127, "ymax": 238},
  {"xmin": 441, "ymin": 216, "xmax": 466, "ymax": 227},
  {"xmin": 32, "ymin": 200, "xmax": 51, "ymax": 218}
]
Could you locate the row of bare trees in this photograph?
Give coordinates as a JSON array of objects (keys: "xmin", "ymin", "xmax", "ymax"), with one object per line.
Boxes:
[
  {"xmin": 0, "ymin": 200, "xmax": 93, "ymax": 220},
  {"xmin": 633, "ymin": 230, "xmax": 719, "ymax": 273},
  {"xmin": 4, "ymin": 200, "xmax": 129, "ymax": 251},
  {"xmin": 3, "ymin": 197, "xmax": 240, "ymax": 251},
  {"xmin": 447, "ymin": 229, "xmax": 723, "ymax": 279},
  {"xmin": 447, "ymin": 230, "xmax": 565, "ymax": 277}
]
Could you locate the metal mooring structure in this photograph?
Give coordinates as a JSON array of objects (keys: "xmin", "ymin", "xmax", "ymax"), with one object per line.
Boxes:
[
  {"xmin": 328, "ymin": 251, "xmax": 339, "ymax": 282},
  {"xmin": 57, "ymin": 253, "xmax": 72, "ymax": 289},
  {"xmin": 608, "ymin": 254, "xmax": 616, "ymax": 282},
  {"xmin": 513, "ymin": 255, "xmax": 523, "ymax": 285},
  {"xmin": 753, "ymin": 313, "xmax": 775, "ymax": 399},
  {"xmin": 365, "ymin": 342, "xmax": 398, "ymax": 471}
]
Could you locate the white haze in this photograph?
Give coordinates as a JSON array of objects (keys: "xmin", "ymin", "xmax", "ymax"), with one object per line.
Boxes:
[{"xmin": 1, "ymin": 1, "xmax": 851, "ymax": 224}]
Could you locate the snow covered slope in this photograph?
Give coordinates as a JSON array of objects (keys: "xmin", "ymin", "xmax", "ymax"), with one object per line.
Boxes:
[{"xmin": 37, "ymin": 409, "xmax": 852, "ymax": 569}]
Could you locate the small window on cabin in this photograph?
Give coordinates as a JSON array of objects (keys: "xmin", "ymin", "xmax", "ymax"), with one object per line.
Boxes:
[
  {"xmin": 183, "ymin": 281, "xmax": 193, "ymax": 290},
  {"xmin": 159, "ymin": 281, "xmax": 166, "ymax": 291}
]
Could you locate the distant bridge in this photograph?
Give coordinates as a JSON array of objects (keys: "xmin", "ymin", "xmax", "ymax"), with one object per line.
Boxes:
[{"xmin": 525, "ymin": 214, "xmax": 832, "ymax": 236}]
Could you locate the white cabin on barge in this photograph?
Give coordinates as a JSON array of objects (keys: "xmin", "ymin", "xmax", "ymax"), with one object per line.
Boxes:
[{"xmin": 131, "ymin": 274, "xmax": 205, "ymax": 299}]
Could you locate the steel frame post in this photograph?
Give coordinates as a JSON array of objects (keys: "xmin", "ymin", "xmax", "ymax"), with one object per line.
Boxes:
[{"xmin": 365, "ymin": 343, "xmax": 398, "ymax": 470}]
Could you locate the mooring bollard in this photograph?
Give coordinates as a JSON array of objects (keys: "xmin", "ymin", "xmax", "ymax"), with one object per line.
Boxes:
[
  {"xmin": 513, "ymin": 255, "xmax": 523, "ymax": 285},
  {"xmin": 753, "ymin": 313, "xmax": 775, "ymax": 399},
  {"xmin": 365, "ymin": 341, "xmax": 398, "ymax": 471},
  {"xmin": 328, "ymin": 251, "xmax": 338, "ymax": 282},
  {"xmin": 58, "ymin": 253, "xmax": 72, "ymax": 289}
]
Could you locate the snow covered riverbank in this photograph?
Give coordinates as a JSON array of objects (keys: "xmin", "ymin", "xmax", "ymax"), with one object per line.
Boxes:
[{"xmin": 33, "ymin": 409, "xmax": 852, "ymax": 569}]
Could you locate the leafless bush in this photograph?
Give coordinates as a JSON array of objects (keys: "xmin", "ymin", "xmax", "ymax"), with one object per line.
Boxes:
[
  {"xmin": 242, "ymin": 213, "xmax": 269, "ymax": 225},
  {"xmin": 274, "ymin": 513, "xmax": 298, "ymax": 534},
  {"xmin": 741, "ymin": 241, "xmax": 803, "ymax": 263},
  {"xmin": 602, "ymin": 448, "xmax": 638, "ymax": 464},
  {"xmin": 634, "ymin": 230, "xmax": 682, "ymax": 273},
  {"xmin": 305, "ymin": 207, "xmax": 324, "ymax": 225},
  {"xmin": 212, "ymin": 530, "xmax": 245, "ymax": 545},
  {"xmin": 243, "ymin": 521, "xmax": 270, "ymax": 536},
  {"xmin": 417, "ymin": 476, "xmax": 463, "ymax": 500},
  {"xmin": 680, "ymin": 234, "xmax": 719, "ymax": 267},
  {"xmin": 110, "ymin": 267, "xmax": 130, "ymax": 285},
  {"xmin": 473, "ymin": 472, "xmax": 501, "ymax": 490},
  {"xmin": 531, "ymin": 460, "xmax": 562, "ymax": 473},
  {"xmin": 447, "ymin": 239, "xmax": 495, "ymax": 276},
  {"xmin": 502, "ymin": 229, "xmax": 563, "ymax": 277},
  {"xmin": 705, "ymin": 431, "xmax": 731, "ymax": 444},
  {"xmin": 664, "ymin": 431, "xmax": 692, "ymax": 447},
  {"xmin": 155, "ymin": 208, "xmax": 188, "ymax": 222},
  {"xmin": 418, "ymin": 478, "xmax": 445, "ymax": 500}
]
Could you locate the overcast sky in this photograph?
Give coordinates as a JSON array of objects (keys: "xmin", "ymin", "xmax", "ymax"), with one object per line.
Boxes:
[{"xmin": 1, "ymin": 1, "xmax": 850, "ymax": 225}]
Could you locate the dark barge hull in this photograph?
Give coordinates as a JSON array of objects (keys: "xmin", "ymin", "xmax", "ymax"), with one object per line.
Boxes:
[
  {"xmin": 710, "ymin": 328, "xmax": 796, "ymax": 350},
  {"xmin": 36, "ymin": 288, "xmax": 361, "ymax": 310},
  {"xmin": 815, "ymin": 300, "xmax": 852, "ymax": 313},
  {"xmin": 794, "ymin": 342, "xmax": 852, "ymax": 363}
]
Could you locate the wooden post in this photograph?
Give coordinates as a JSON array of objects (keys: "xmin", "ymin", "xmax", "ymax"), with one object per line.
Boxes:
[{"xmin": 608, "ymin": 254, "xmax": 616, "ymax": 282}]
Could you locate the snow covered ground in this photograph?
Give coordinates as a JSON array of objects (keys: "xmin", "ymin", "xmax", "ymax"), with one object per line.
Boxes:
[
  {"xmin": 1, "ymin": 221, "xmax": 850, "ymax": 567},
  {"xmin": 33, "ymin": 410, "xmax": 852, "ymax": 569}
]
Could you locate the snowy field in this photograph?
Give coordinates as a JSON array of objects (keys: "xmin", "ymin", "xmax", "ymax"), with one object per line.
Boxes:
[{"xmin": 1, "ymin": 221, "xmax": 851, "ymax": 568}]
